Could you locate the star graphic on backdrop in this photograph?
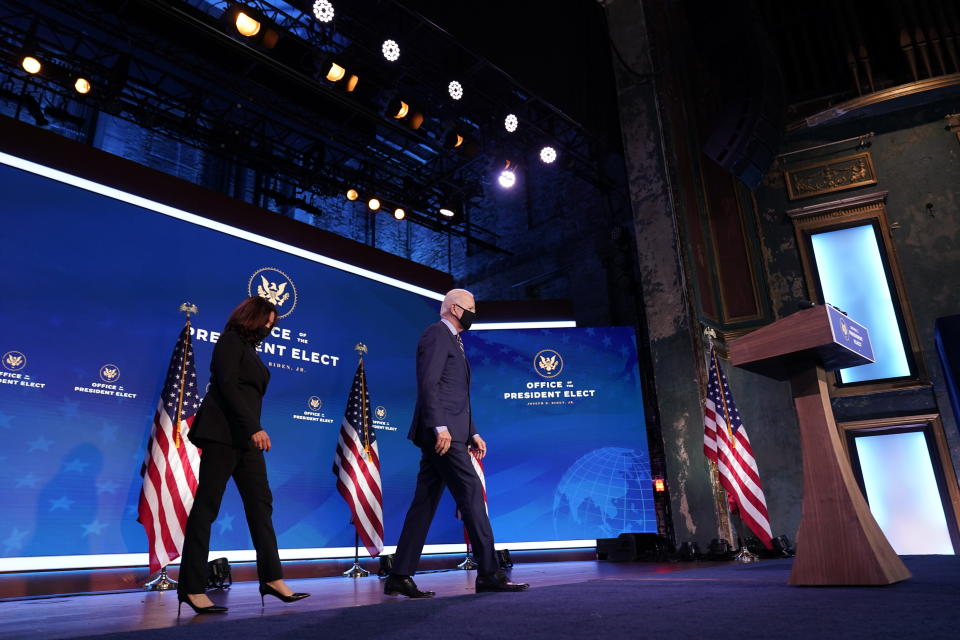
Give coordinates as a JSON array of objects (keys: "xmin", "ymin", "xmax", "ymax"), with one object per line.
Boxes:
[
  {"xmin": 82, "ymin": 520, "xmax": 108, "ymax": 537},
  {"xmin": 602, "ymin": 336, "xmax": 613, "ymax": 347},
  {"xmin": 27, "ymin": 435, "xmax": 53, "ymax": 452},
  {"xmin": 560, "ymin": 333, "xmax": 571, "ymax": 344},
  {"xmin": 3, "ymin": 527, "xmax": 28, "ymax": 553},
  {"xmin": 216, "ymin": 512, "xmax": 235, "ymax": 534},
  {"xmin": 49, "ymin": 496, "xmax": 75, "ymax": 512},
  {"xmin": 619, "ymin": 345, "xmax": 630, "ymax": 357},
  {"xmin": 15, "ymin": 473, "xmax": 39, "ymax": 489},
  {"xmin": 0, "ymin": 409, "xmax": 12, "ymax": 430},
  {"xmin": 61, "ymin": 397, "xmax": 80, "ymax": 418},
  {"xmin": 97, "ymin": 480, "xmax": 120, "ymax": 494},
  {"xmin": 99, "ymin": 422, "xmax": 119, "ymax": 440},
  {"xmin": 64, "ymin": 459, "xmax": 90, "ymax": 473}
]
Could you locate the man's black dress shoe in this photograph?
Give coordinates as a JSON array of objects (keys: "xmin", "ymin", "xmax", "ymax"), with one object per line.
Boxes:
[
  {"xmin": 384, "ymin": 574, "xmax": 435, "ymax": 598},
  {"xmin": 475, "ymin": 571, "xmax": 529, "ymax": 593}
]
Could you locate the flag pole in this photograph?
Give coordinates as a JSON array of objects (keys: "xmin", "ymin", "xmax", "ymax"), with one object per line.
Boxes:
[
  {"xmin": 343, "ymin": 343, "xmax": 371, "ymax": 579},
  {"xmin": 172, "ymin": 302, "xmax": 198, "ymax": 450},
  {"xmin": 702, "ymin": 327, "xmax": 735, "ymax": 546},
  {"xmin": 143, "ymin": 303, "xmax": 198, "ymax": 591}
]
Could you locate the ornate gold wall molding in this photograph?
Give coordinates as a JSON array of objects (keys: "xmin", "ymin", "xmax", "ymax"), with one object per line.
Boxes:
[{"xmin": 784, "ymin": 152, "xmax": 877, "ymax": 200}]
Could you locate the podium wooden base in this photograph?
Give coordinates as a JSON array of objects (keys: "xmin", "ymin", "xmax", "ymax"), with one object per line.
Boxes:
[{"xmin": 788, "ymin": 366, "xmax": 911, "ymax": 586}]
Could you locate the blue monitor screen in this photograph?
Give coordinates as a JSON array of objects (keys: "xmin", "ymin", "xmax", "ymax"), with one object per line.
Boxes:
[
  {"xmin": 810, "ymin": 224, "xmax": 912, "ymax": 383},
  {"xmin": 0, "ymin": 154, "xmax": 655, "ymax": 568}
]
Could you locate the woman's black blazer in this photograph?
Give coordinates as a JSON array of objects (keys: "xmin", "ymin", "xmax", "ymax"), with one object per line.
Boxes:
[{"xmin": 189, "ymin": 329, "xmax": 270, "ymax": 449}]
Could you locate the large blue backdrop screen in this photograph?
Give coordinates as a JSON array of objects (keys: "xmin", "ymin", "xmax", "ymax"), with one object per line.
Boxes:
[{"xmin": 0, "ymin": 154, "xmax": 654, "ymax": 563}]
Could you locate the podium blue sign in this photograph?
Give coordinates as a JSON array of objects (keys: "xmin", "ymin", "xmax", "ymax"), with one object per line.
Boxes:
[{"xmin": 827, "ymin": 305, "xmax": 875, "ymax": 363}]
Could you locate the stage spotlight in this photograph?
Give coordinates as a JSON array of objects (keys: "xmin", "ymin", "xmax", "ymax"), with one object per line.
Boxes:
[
  {"xmin": 234, "ymin": 11, "xmax": 261, "ymax": 37},
  {"xmin": 393, "ymin": 207, "xmax": 406, "ymax": 220},
  {"xmin": 448, "ymin": 80, "xmax": 463, "ymax": 101},
  {"xmin": 443, "ymin": 131, "xmax": 464, "ymax": 149},
  {"xmin": 439, "ymin": 207, "xmax": 455, "ymax": 218},
  {"xmin": 346, "ymin": 188, "xmax": 359, "ymax": 201},
  {"xmin": 345, "ymin": 74, "xmax": 359, "ymax": 92},
  {"xmin": 368, "ymin": 198, "xmax": 381, "ymax": 211},
  {"xmin": 74, "ymin": 77, "xmax": 91, "ymax": 94},
  {"xmin": 504, "ymin": 113, "xmax": 518, "ymax": 132},
  {"xmin": 540, "ymin": 146, "xmax": 557, "ymax": 164},
  {"xmin": 312, "ymin": 0, "xmax": 334, "ymax": 23},
  {"xmin": 654, "ymin": 478, "xmax": 666, "ymax": 492},
  {"xmin": 21, "ymin": 56, "xmax": 42, "ymax": 75},
  {"xmin": 387, "ymin": 97, "xmax": 409, "ymax": 119},
  {"xmin": 325, "ymin": 62, "xmax": 346, "ymax": 82},
  {"xmin": 409, "ymin": 112, "xmax": 424, "ymax": 130},
  {"xmin": 382, "ymin": 39, "xmax": 400, "ymax": 62},
  {"xmin": 497, "ymin": 169, "xmax": 516, "ymax": 189}
]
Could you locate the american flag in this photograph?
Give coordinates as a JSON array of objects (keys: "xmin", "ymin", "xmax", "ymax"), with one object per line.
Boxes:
[
  {"xmin": 137, "ymin": 324, "xmax": 202, "ymax": 573},
  {"xmin": 456, "ymin": 448, "xmax": 488, "ymax": 550},
  {"xmin": 703, "ymin": 347, "xmax": 773, "ymax": 549},
  {"xmin": 332, "ymin": 359, "xmax": 384, "ymax": 557}
]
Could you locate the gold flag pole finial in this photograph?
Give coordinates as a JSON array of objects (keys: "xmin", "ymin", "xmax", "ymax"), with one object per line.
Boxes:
[
  {"xmin": 354, "ymin": 342, "xmax": 368, "ymax": 357},
  {"xmin": 173, "ymin": 303, "xmax": 199, "ymax": 449}
]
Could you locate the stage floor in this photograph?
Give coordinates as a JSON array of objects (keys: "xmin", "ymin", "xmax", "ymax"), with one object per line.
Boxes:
[
  {"xmin": 0, "ymin": 560, "xmax": 723, "ymax": 640},
  {"xmin": 4, "ymin": 556, "xmax": 957, "ymax": 640}
]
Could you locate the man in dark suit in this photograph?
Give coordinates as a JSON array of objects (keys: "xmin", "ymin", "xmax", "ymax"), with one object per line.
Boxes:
[{"xmin": 385, "ymin": 289, "xmax": 529, "ymax": 598}]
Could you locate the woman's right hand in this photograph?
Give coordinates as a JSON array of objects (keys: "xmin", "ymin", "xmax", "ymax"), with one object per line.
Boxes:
[{"xmin": 251, "ymin": 430, "xmax": 272, "ymax": 452}]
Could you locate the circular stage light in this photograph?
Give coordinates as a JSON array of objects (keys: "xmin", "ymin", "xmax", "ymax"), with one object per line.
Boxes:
[
  {"xmin": 368, "ymin": 198, "xmax": 381, "ymax": 211},
  {"xmin": 448, "ymin": 81, "xmax": 463, "ymax": 101},
  {"xmin": 382, "ymin": 39, "xmax": 400, "ymax": 62},
  {"xmin": 312, "ymin": 0, "xmax": 335, "ymax": 23},
  {"xmin": 540, "ymin": 146, "xmax": 557, "ymax": 164},
  {"xmin": 235, "ymin": 12, "xmax": 261, "ymax": 37},
  {"xmin": 21, "ymin": 56, "xmax": 42, "ymax": 75},
  {"xmin": 498, "ymin": 169, "xmax": 516, "ymax": 188},
  {"xmin": 393, "ymin": 208, "xmax": 406, "ymax": 220},
  {"xmin": 74, "ymin": 77, "xmax": 91, "ymax": 94},
  {"xmin": 346, "ymin": 188, "xmax": 359, "ymax": 201},
  {"xmin": 504, "ymin": 113, "xmax": 518, "ymax": 133},
  {"xmin": 439, "ymin": 207, "xmax": 455, "ymax": 218}
]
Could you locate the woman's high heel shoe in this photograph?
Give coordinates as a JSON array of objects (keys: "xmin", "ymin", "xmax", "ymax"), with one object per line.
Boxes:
[
  {"xmin": 259, "ymin": 582, "xmax": 310, "ymax": 605},
  {"xmin": 177, "ymin": 593, "xmax": 228, "ymax": 615}
]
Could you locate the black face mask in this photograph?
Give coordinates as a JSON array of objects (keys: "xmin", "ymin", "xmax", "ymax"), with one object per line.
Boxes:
[
  {"xmin": 456, "ymin": 305, "xmax": 476, "ymax": 331},
  {"xmin": 256, "ymin": 325, "xmax": 273, "ymax": 341}
]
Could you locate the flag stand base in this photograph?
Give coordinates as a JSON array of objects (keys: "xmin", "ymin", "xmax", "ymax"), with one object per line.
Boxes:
[
  {"xmin": 457, "ymin": 554, "xmax": 478, "ymax": 570},
  {"xmin": 734, "ymin": 548, "xmax": 760, "ymax": 563},
  {"xmin": 457, "ymin": 555, "xmax": 478, "ymax": 570},
  {"xmin": 144, "ymin": 568, "xmax": 178, "ymax": 591},
  {"xmin": 342, "ymin": 562, "xmax": 370, "ymax": 578}
]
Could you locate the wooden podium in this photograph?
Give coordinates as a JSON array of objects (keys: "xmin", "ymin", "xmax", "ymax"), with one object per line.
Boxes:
[{"xmin": 729, "ymin": 305, "xmax": 911, "ymax": 585}]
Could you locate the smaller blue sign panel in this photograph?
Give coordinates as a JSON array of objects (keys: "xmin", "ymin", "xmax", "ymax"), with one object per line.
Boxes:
[{"xmin": 827, "ymin": 305, "xmax": 875, "ymax": 363}]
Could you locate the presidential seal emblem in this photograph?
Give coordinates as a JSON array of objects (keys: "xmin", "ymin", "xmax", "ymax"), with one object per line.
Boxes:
[
  {"xmin": 308, "ymin": 396, "xmax": 322, "ymax": 411},
  {"xmin": 534, "ymin": 349, "xmax": 564, "ymax": 379},
  {"xmin": 375, "ymin": 406, "xmax": 387, "ymax": 419},
  {"xmin": 2, "ymin": 350, "xmax": 26, "ymax": 372},
  {"xmin": 248, "ymin": 267, "xmax": 298, "ymax": 319},
  {"xmin": 100, "ymin": 364, "xmax": 121, "ymax": 382}
]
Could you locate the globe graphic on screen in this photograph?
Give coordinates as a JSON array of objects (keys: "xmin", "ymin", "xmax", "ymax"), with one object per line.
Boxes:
[{"xmin": 553, "ymin": 447, "xmax": 657, "ymax": 538}]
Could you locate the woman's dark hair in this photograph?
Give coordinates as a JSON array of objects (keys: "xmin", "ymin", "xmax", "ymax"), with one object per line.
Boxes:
[{"xmin": 224, "ymin": 296, "xmax": 278, "ymax": 345}]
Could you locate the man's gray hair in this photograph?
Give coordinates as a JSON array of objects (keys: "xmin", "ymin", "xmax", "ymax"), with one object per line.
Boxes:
[{"xmin": 440, "ymin": 288, "xmax": 474, "ymax": 316}]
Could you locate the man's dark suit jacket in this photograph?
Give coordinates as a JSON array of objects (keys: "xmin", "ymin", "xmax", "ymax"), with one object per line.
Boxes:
[
  {"xmin": 407, "ymin": 320, "xmax": 477, "ymax": 447},
  {"xmin": 189, "ymin": 329, "xmax": 270, "ymax": 450}
]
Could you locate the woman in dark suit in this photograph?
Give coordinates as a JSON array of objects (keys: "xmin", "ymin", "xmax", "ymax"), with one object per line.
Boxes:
[{"xmin": 177, "ymin": 296, "xmax": 309, "ymax": 614}]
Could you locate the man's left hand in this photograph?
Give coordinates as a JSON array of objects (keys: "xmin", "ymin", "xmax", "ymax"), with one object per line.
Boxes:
[{"xmin": 470, "ymin": 434, "xmax": 487, "ymax": 459}]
